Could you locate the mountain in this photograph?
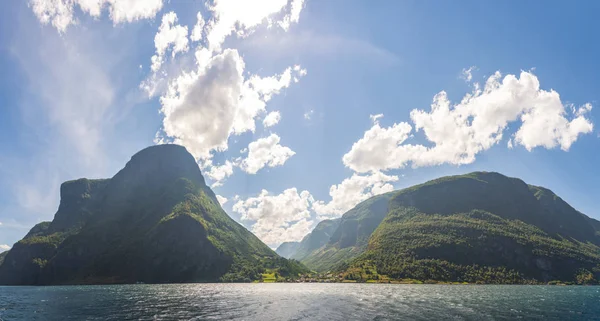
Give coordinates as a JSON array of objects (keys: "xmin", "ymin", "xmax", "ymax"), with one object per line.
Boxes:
[
  {"xmin": 0, "ymin": 145, "xmax": 306, "ymax": 285},
  {"xmin": 0, "ymin": 251, "xmax": 6, "ymax": 266},
  {"xmin": 296, "ymin": 194, "xmax": 392, "ymax": 271},
  {"xmin": 275, "ymin": 242, "xmax": 300, "ymax": 258},
  {"xmin": 298, "ymin": 172, "xmax": 600, "ymax": 284},
  {"xmin": 275, "ymin": 219, "xmax": 341, "ymax": 260}
]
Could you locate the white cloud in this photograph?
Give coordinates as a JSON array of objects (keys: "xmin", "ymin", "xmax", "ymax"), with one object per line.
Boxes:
[
  {"xmin": 292, "ymin": 64, "xmax": 307, "ymax": 82},
  {"xmin": 288, "ymin": 0, "xmax": 304, "ymax": 23},
  {"xmin": 233, "ymin": 188, "xmax": 314, "ymax": 247},
  {"xmin": 461, "ymin": 66, "xmax": 476, "ymax": 82},
  {"xmin": 156, "ymin": 48, "xmax": 303, "ymax": 162},
  {"xmin": 108, "ymin": 0, "xmax": 164, "ymax": 24},
  {"xmin": 190, "ymin": 12, "xmax": 206, "ymax": 42},
  {"xmin": 240, "ymin": 134, "xmax": 295, "ymax": 174},
  {"xmin": 575, "ymin": 103, "xmax": 593, "ymax": 117},
  {"xmin": 204, "ymin": 160, "xmax": 235, "ymax": 187},
  {"xmin": 247, "ymin": 65, "xmax": 305, "ymax": 101},
  {"xmin": 343, "ymin": 71, "xmax": 594, "ymax": 173},
  {"xmin": 0, "ymin": 244, "xmax": 10, "ymax": 251},
  {"xmin": 30, "ymin": 0, "xmax": 164, "ymax": 33},
  {"xmin": 263, "ymin": 111, "xmax": 281, "ymax": 128},
  {"xmin": 278, "ymin": 0, "xmax": 304, "ymax": 31},
  {"xmin": 312, "ymin": 171, "xmax": 398, "ymax": 218},
  {"xmin": 369, "ymin": 113, "xmax": 383, "ymax": 123},
  {"xmin": 304, "ymin": 109, "xmax": 313, "ymax": 120},
  {"xmin": 158, "ymin": 49, "xmax": 244, "ymax": 160},
  {"xmin": 151, "ymin": 12, "xmax": 189, "ymax": 72},
  {"xmin": 515, "ymin": 101, "xmax": 593, "ymax": 151},
  {"xmin": 205, "ymin": 0, "xmax": 298, "ymax": 50},
  {"xmin": 216, "ymin": 195, "xmax": 228, "ymax": 206},
  {"xmin": 148, "ymin": 0, "xmax": 307, "ymax": 198},
  {"xmin": 342, "ymin": 118, "xmax": 413, "ymax": 173}
]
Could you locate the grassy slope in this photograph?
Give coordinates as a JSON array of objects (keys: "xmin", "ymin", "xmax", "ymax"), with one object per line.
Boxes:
[{"xmin": 291, "ymin": 218, "xmax": 340, "ymax": 261}]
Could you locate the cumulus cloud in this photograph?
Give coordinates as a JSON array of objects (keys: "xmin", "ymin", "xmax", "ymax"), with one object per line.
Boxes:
[
  {"xmin": 151, "ymin": 0, "xmax": 307, "ymax": 187},
  {"xmin": 232, "ymin": 170, "xmax": 398, "ymax": 245},
  {"xmin": 312, "ymin": 171, "xmax": 398, "ymax": 218},
  {"xmin": 233, "ymin": 188, "xmax": 314, "ymax": 247},
  {"xmin": 205, "ymin": 0, "xmax": 296, "ymax": 50},
  {"xmin": 204, "ymin": 160, "xmax": 235, "ymax": 187},
  {"xmin": 240, "ymin": 134, "xmax": 295, "ymax": 174},
  {"xmin": 216, "ymin": 195, "xmax": 228, "ymax": 206},
  {"xmin": 0, "ymin": 244, "xmax": 10, "ymax": 251},
  {"xmin": 156, "ymin": 48, "xmax": 303, "ymax": 163},
  {"xmin": 151, "ymin": 12, "xmax": 189, "ymax": 72},
  {"xmin": 342, "ymin": 118, "xmax": 413, "ymax": 173},
  {"xmin": 30, "ymin": 0, "xmax": 164, "ymax": 33},
  {"xmin": 263, "ymin": 111, "xmax": 281, "ymax": 128},
  {"xmin": 190, "ymin": 12, "xmax": 206, "ymax": 42},
  {"xmin": 278, "ymin": 0, "xmax": 304, "ymax": 31},
  {"xmin": 158, "ymin": 49, "xmax": 244, "ymax": 159},
  {"xmin": 515, "ymin": 101, "xmax": 593, "ymax": 151},
  {"xmin": 247, "ymin": 65, "xmax": 306, "ymax": 101},
  {"xmin": 343, "ymin": 71, "xmax": 594, "ymax": 173}
]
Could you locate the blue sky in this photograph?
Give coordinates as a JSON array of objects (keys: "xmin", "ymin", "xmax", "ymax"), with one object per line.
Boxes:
[{"xmin": 1, "ymin": 0, "xmax": 599, "ymax": 249}]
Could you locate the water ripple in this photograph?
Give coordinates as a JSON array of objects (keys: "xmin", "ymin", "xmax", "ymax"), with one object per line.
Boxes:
[{"xmin": 0, "ymin": 284, "xmax": 599, "ymax": 320}]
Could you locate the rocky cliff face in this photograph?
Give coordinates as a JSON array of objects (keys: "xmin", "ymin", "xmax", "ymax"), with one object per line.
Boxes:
[
  {"xmin": 0, "ymin": 145, "xmax": 305, "ymax": 285},
  {"xmin": 51, "ymin": 178, "xmax": 110, "ymax": 232}
]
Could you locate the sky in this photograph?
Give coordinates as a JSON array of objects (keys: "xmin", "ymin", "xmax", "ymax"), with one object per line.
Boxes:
[{"xmin": 1, "ymin": 0, "xmax": 600, "ymax": 250}]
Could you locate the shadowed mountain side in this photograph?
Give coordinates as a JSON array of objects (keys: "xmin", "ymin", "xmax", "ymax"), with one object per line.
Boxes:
[{"xmin": 0, "ymin": 145, "xmax": 307, "ymax": 285}]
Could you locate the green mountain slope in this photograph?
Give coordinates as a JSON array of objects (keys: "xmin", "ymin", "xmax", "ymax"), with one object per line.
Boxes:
[
  {"xmin": 342, "ymin": 172, "xmax": 600, "ymax": 284},
  {"xmin": 298, "ymin": 193, "xmax": 393, "ymax": 271},
  {"xmin": 291, "ymin": 218, "xmax": 340, "ymax": 261},
  {"xmin": 0, "ymin": 145, "xmax": 306, "ymax": 285}
]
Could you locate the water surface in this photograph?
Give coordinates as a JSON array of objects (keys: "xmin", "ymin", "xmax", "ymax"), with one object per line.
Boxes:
[{"xmin": 1, "ymin": 284, "xmax": 599, "ymax": 320}]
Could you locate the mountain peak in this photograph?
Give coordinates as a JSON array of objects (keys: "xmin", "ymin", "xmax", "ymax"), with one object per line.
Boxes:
[
  {"xmin": 0, "ymin": 144, "xmax": 307, "ymax": 285},
  {"xmin": 104, "ymin": 144, "xmax": 207, "ymax": 200},
  {"xmin": 123, "ymin": 144, "xmax": 206, "ymax": 185}
]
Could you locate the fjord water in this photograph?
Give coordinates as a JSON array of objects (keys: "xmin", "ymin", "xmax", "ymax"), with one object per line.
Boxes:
[{"xmin": 1, "ymin": 284, "xmax": 599, "ymax": 320}]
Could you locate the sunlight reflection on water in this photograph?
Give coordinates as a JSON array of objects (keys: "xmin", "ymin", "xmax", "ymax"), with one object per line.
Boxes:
[{"xmin": 0, "ymin": 283, "xmax": 599, "ymax": 320}]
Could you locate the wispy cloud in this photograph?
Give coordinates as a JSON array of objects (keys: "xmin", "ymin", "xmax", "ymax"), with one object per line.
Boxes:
[
  {"xmin": 0, "ymin": 4, "xmax": 149, "ymax": 229},
  {"xmin": 242, "ymin": 31, "xmax": 401, "ymax": 66}
]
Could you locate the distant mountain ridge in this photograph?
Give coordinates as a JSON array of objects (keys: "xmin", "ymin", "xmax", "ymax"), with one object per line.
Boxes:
[
  {"xmin": 275, "ymin": 242, "xmax": 300, "ymax": 259},
  {"xmin": 0, "ymin": 145, "xmax": 306, "ymax": 285},
  {"xmin": 293, "ymin": 172, "xmax": 600, "ymax": 284}
]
